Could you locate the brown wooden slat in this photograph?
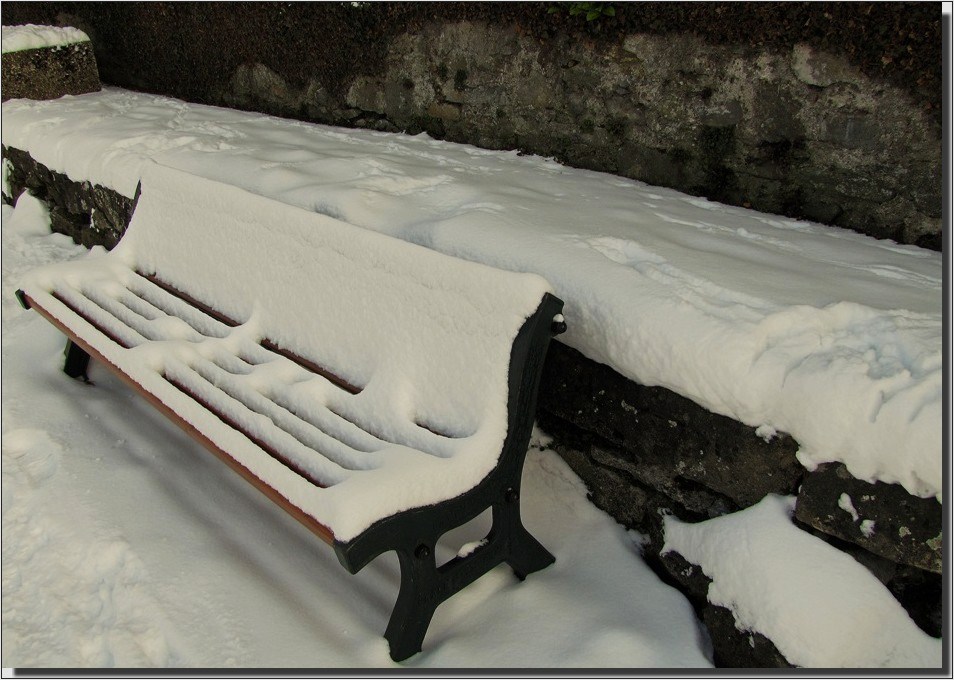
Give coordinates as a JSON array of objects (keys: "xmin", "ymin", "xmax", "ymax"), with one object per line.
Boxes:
[
  {"xmin": 51, "ymin": 291, "xmax": 134, "ymax": 349},
  {"xmin": 162, "ymin": 373, "xmax": 328, "ymax": 489},
  {"xmin": 22, "ymin": 293, "xmax": 336, "ymax": 545},
  {"xmin": 135, "ymin": 272, "xmax": 361, "ymax": 395},
  {"xmin": 325, "ymin": 404, "xmax": 402, "ymax": 451},
  {"xmin": 260, "ymin": 338, "xmax": 363, "ymax": 395},
  {"xmin": 264, "ymin": 390, "xmax": 378, "ymax": 455},
  {"xmin": 414, "ymin": 420, "xmax": 457, "ymax": 439},
  {"xmin": 137, "ymin": 271, "xmax": 243, "ymax": 328}
]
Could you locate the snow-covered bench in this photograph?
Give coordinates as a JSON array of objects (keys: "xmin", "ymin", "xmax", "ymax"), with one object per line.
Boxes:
[{"xmin": 16, "ymin": 162, "xmax": 566, "ymax": 661}]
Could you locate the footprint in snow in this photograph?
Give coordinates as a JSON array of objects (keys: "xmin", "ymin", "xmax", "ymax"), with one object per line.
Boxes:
[{"xmin": 2, "ymin": 428, "xmax": 61, "ymax": 486}]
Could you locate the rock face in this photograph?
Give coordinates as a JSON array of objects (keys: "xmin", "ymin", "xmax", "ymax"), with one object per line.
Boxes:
[
  {"xmin": 538, "ymin": 343, "xmax": 805, "ymax": 520},
  {"xmin": 2, "ymin": 146, "xmax": 133, "ymax": 249},
  {"xmin": 214, "ymin": 24, "xmax": 941, "ymax": 248},
  {"xmin": 795, "ymin": 463, "xmax": 942, "ymax": 574},
  {"xmin": 1, "ymin": 40, "xmax": 100, "ymax": 101}
]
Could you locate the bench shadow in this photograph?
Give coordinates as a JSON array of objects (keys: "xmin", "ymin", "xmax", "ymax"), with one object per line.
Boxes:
[{"xmin": 68, "ymin": 362, "xmax": 406, "ymax": 664}]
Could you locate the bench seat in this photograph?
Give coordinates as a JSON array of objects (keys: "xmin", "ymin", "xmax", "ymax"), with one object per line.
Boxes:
[{"xmin": 17, "ymin": 162, "xmax": 565, "ymax": 660}]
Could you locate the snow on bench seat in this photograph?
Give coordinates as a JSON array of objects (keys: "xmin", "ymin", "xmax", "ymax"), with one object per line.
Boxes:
[{"xmin": 18, "ymin": 161, "xmax": 556, "ymax": 543}]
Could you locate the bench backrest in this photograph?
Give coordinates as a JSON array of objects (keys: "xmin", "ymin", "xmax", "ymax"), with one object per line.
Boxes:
[{"xmin": 113, "ymin": 163, "xmax": 554, "ymax": 443}]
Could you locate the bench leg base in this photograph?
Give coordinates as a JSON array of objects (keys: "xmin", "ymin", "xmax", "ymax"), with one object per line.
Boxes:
[
  {"xmin": 506, "ymin": 526, "xmax": 555, "ymax": 581},
  {"xmin": 385, "ymin": 548, "xmax": 440, "ymax": 662},
  {"xmin": 63, "ymin": 339, "xmax": 92, "ymax": 383},
  {"xmin": 379, "ymin": 487, "xmax": 554, "ymax": 662}
]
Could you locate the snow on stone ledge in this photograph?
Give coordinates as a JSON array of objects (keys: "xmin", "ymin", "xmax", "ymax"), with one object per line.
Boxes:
[
  {"xmin": 1, "ymin": 24, "xmax": 90, "ymax": 54},
  {"xmin": 662, "ymin": 495, "xmax": 941, "ymax": 668},
  {"xmin": 0, "ymin": 88, "xmax": 942, "ymax": 501}
]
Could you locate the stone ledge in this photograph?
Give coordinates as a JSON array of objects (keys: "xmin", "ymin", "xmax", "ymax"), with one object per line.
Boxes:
[
  {"xmin": 1, "ymin": 40, "xmax": 100, "ymax": 101},
  {"xmin": 2, "ymin": 146, "xmax": 133, "ymax": 249},
  {"xmin": 794, "ymin": 462, "xmax": 941, "ymax": 574},
  {"xmin": 539, "ymin": 342, "xmax": 804, "ymax": 511},
  {"xmin": 537, "ymin": 341, "xmax": 942, "ymax": 664}
]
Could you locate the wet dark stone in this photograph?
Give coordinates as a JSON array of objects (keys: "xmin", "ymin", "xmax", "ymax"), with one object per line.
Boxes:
[
  {"xmin": 539, "ymin": 342, "xmax": 805, "ymax": 512},
  {"xmin": 702, "ymin": 605, "xmax": 794, "ymax": 668},
  {"xmin": 794, "ymin": 462, "xmax": 942, "ymax": 574}
]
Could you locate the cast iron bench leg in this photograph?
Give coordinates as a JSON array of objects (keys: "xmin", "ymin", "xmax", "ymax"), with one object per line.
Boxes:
[
  {"xmin": 497, "ymin": 488, "xmax": 555, "ymax": 580},
  {"xmin": 63, "ymin": 339, "xmax": 91, "ymax": 382},
  {"xmin": 385, "ymin": 546, "xmax": 441, "ymax": 662},
  {"xmin": 382, "ymin": 486, "xmax": 554, "ymax": 662}
]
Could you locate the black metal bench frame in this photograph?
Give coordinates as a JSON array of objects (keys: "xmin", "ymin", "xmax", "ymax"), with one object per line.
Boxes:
[{"xmin": 17, "ymin": 286, "xmax": 566, "ymax": 662}]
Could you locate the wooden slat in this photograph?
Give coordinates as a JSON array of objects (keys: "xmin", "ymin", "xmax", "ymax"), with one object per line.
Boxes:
[
  {"xmin": 51, "ymin": 291, "xmax": 134, "ymax": 349},
  {"xmin": 137, "ymin": 271, "xmax": 243, "ymax": 328},
  {"xmin": 414, "ymin": 419, "xmax": 457, "ymax": 439},
  {"xmin": 21, "ymin": 292, "xmax": 337, "ymax": 546},
  {"xmin": 162, "ymin": 373, "xmax": 329, "ymax": 489},
  {"xmin": 324, "ymin": 404, "xmax": 407, "ymax": 453},
  {"xmin": 135, "ymin": 272, "xmax": 362, "ymax": 396},
  {"xmin": 260, "ymin": 338, "xmax": 363, "ymax": 395}
]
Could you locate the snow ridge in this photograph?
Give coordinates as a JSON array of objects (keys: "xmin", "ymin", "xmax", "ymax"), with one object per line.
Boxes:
[{"xmin": 1, "ymin": 24, "xmax": 90, "ymax": 53}]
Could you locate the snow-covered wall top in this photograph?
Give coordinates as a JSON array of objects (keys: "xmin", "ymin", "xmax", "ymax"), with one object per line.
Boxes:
[
  {"xmin": 0, "ymin": 88, "xmax": 942, "ymax": 501},
  {"xmin": 1, "ymin": 24, "xmax": 89, "ymax": 53}
]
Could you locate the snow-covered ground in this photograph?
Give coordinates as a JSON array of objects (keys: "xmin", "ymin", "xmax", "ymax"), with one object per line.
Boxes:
[{"xmin": 1, "ymin": 86, "xmax": 944, "ymax": 669}]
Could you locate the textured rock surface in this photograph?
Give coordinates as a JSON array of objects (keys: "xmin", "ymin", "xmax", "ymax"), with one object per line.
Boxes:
[
  {"xmin": 1, "ymin": 40, "xmax": 100, "ymax": 101},
  {"xmin": 539, "ymin": 342, "xmax": 804, "ymax": 515},
  {"xmin": 702, "ymin": 606, "xmax": 794, "ymax": 669},
  {"xmin": 537, "ymin": 340, "xmax": 942, "ymax": 664},
  {"xmin": 2, "ymin": 146, "xmax": 133, "ymax": 249},
  {"xmin": 794, "ymin": 463, "xmax": 942, "ymax": 574}
]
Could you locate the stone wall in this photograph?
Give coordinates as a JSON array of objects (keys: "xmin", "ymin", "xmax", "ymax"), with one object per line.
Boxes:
[
  {"xmin": 1, "ymin": 148, "xmax": 942, "ymax": 665},
  {"xmin": 537, "ymin": 342, "xmax": 942, "ymax": 664},
  {"xmin": 2, "ymin": 146, "xmax": 133, "ymax": 249},
  {"xmin": 1, "ymin": 39, "xmax": 100, "ymax": 102},
  {"xmin": 317, "ymin": 24, "xmax": 940, "ymax": 248},
  {"xmin": 0, "ymin": 3, "xmax": 942, "ymax": 248}
]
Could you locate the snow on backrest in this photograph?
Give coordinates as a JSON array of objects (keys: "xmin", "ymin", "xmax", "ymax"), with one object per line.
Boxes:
[{"xmin": 113, "ymin": 163, "xmax": 553, "ymax": 438}]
